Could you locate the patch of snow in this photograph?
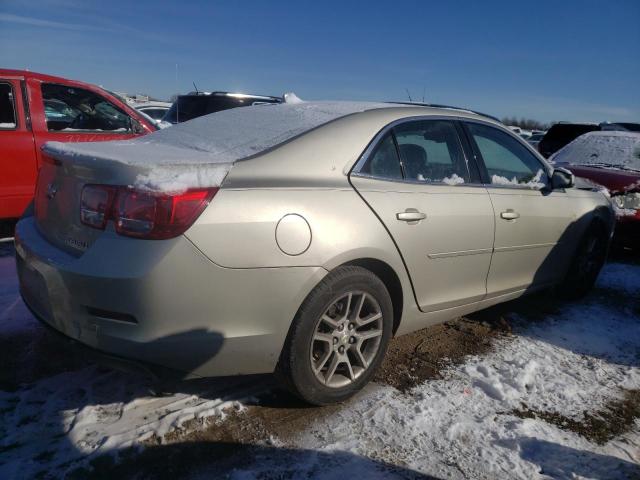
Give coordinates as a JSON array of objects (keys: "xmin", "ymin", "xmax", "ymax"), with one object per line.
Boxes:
[
  {"xmin": 551, "ymin": 131, "xmax": 640, "ymax": 171},
  {"xmin": 491, "ymin": 169, "xmax": 547, "ymax": 189},
  {"xmin": 0, "ymin": 122, "xmax": 16, "ymax": 129},
  {"xmin": 441, "ymin": 173, "xmax": 465, "ymax": 185},
  {"xmin": 42, "ymin": 102, "xmax": 401, "ymax": 192},
  {"xmin": 297, "ymin": 262, "xmax": 640, "ymax": 479},
  {"xmin": 283, "ymin": 92, "xmax": 303, "ymax": 104}
]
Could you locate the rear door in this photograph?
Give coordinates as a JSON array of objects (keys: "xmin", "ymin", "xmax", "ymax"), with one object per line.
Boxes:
[
  {"xmin": 462, "ymin": 121, "xmax": 577, "ymax": 296},
  {"xmin": 27, "ymin": 79, "xmax": 149, "ymax": 169},
  {"xmin": 0, "ymin": 76, "xmax": 37, "ymax": 219},
  {"xmin": 350, "ymin": 118, "xmax": 495, "ymax": 312}
]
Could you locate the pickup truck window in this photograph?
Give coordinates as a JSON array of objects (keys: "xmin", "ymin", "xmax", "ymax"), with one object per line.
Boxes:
[
  {"xmin": 0, "ymin": 83, "xmax": 17, "ymax": 130},
  {"xmin": 41, "ymin": 83, "xmax": 134, "ymax": 133}
]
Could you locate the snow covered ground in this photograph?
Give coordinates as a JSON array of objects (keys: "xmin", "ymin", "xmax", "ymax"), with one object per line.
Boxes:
[{"xmin": 1, "ymin": 244, "xmax": 639, "ymax": 479}]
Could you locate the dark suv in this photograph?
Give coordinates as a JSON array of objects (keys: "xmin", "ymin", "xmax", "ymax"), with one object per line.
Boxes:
[{"xmin": 163, "ymin": 91, "xmax": 283, "ymax": 124}]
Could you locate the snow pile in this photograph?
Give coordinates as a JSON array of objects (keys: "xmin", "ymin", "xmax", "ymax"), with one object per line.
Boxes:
[
  {"xmin": 551, "ymin": 131, "xmax": 640, "ymax": 171},
  {"xmin": 297, "ymin": 262, "xmax": 640, "ymax": 479},
  {"xmin": 491, "ymin": 169, "xmax": 547, "ymax": 189},
  {"xmin": 42, "ymin": 102, "xmax": 398, "ymax": 192},
  {"xmin": 442, "ymin": 173, "xmax": 466, "ymax": 185}
]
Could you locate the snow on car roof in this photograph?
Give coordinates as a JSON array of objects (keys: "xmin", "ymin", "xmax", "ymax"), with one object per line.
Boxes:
[
  {"xmin": 551, "ymin": 131, "xmax": 640, "ymax": 171},
  {"xmin": 42, "ymin": 101, "xmax": 399, "ymax": 191}
]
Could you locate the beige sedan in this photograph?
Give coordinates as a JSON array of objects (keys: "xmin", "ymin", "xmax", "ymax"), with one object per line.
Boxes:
[{"xmin": 15, "ymin": 102, "xmax": 614, "ymax": 404}]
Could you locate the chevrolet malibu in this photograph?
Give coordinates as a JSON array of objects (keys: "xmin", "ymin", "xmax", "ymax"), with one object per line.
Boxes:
[{"xmin": 15, "ymin": 102, "xmax": 615, "ymax": 405}]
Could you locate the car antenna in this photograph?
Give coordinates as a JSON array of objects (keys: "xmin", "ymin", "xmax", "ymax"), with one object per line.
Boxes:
[
  {"xmin": 193, "ymin": 81, "xmax": 199, "ymax": 94},
  {"xmin": 405, "ymin": 88, "xmax": 412, "ymax": 102},
  {"xmin": 422, "ymin": 86, "xmax": 426, "ymax": 103}
]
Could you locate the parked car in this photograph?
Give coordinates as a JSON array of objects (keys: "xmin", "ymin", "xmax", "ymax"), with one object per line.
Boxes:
[
  {"xmin": 134, "ymin": 101, "xmax": 171, "ymax": 125},
  {"xmin": 538, "ymin": 123, "xmax": 600, "ymax": 158},
  {"xmin": 16, "ymin": 102, "xmax": 614, "ymax": 405},
  {"xmin": 539, "ymin": 122, "xmax": 640, "ymax": 158},
  {"xmin": 551, "ymin": 131, "xmax": 640, "ymax": 247},
  {"xmin": 527, "ymin": 132, "xmax": 545, "ymax": 149},
  {"xmin": 0, "ymin": 69, "xmax": 156, "ymax": 224},
  {"xmin": 600, "ymin": 122, "xmax": 640, "ymax": 132},
  {"xmin": 163, "ymin": 91, "xmax": 283, "ymax": 124}
]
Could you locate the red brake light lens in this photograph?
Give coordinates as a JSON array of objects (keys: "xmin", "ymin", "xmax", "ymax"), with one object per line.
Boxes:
[
  {"xmin": 79, "ymin": 185, "xmax": 217, "ymax": 239},
  {"xmin": 115, "ymin": 188, "xmax": 217, "ymax": 239},
  {"xmin": 80, "ymin": 185, "xmax": 116, "ymax": 229}
]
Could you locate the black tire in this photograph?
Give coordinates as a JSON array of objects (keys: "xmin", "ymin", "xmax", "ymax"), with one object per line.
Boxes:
[
  {"xmin": 276, "ymin": 265, "xmax": 393, "ymax": 405},
  {"xmin": 559, "ymin": 222, "xmax": 609, "ymax": 299}
]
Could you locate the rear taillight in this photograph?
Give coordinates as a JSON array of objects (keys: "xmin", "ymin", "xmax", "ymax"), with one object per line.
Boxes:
[{"xmin": 80, "ymin": 185, "xmax": 217, "ymax": 239}]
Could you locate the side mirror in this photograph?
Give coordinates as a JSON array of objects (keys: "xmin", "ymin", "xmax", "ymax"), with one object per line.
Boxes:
[{"xmin": 551, "ymin": 167, "xmax": 575, "ymax": 189}]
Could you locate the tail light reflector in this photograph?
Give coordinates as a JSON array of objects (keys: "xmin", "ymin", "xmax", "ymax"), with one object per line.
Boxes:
[{"xmin": 80, "ymin": 185, "xmax": 217, "ymax": 239}]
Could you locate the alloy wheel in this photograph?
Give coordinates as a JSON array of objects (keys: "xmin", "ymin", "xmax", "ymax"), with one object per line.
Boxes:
[{"xmin": 310, "ymin": 291, "xmax": 384, "ymax": 388}]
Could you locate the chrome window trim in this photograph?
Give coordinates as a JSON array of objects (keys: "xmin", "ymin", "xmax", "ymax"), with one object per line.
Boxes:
[{"xmin": 350, "ymin": 115, "xmax": 484, "ymax": 187}]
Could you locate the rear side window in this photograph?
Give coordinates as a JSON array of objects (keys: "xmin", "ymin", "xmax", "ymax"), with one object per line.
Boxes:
[
  {"xmin": 0, "ymin": 83, "xmax": 17, "ymax": 129},
  {"xmin": 467, "ymin": 123, "xmax": 548, "ymax": 188},
  {"xmin": 360, "ymin": 133, "xmax": 403, "ymax": 180},
  {"xmin": 394, "ymin": 120, "xmax": 470, "ymax": 184},
  {"xmin": 41, "ymin": 83, "xmax": 134, "ymax": 133}
]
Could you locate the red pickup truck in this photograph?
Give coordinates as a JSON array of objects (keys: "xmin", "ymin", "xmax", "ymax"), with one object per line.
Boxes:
[{"xmin": 0, "ymin": 69, "xmax": 156, "ymax": 226}]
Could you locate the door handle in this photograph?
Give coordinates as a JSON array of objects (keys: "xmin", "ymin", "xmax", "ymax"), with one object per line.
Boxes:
[
  {"xmin": 500, "ymin": 209, "xmax": 520, "ymax": 220},
  {"xmin": 396, "ymin": 209, "xmax": 426, "ymax": 223}
]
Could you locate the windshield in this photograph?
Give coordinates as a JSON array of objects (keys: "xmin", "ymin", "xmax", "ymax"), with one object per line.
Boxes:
[{"xmin": 552, "ymin": 131, "xmax": 640, "ymax": 171}]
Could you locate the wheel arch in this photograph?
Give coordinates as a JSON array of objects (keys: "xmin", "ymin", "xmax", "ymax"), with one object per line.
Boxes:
[{"xmin": 341, "ymin": 257, "xmax": 404, "ymax": 336}]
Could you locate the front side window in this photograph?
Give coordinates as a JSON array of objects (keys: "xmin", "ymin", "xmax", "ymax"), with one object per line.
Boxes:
[
  {"xmin": 360, "ymin": 133, "xmax": 403, "ymax": 180},
  {"xmin": 0, "ymin": 83, "xmax": 17, "ymax": 129},
  {"xmin": 41, "ymin": 83, "xmax": 133, "ymax": 133},
  {"xmin": 467, "ymin": 122, "xmax": 548, "ymax": 188},
  {"xmin": 394, "ymin": 120, "xmax": 469, "ymax": 184}
]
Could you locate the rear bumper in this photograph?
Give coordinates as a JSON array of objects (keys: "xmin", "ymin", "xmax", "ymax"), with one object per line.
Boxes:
[{"xmin": 15, "ymin": 216, "xmax": 326, "ymax": 377}]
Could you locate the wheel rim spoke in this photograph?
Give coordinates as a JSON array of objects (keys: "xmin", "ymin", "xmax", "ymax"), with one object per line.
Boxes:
[
  {"xmin": 320, "ymin": 314, "xmax": 339, "ymax": 329},
  {"xmin": 342, "ymin": 293, "xmax": 353, "ymax": 320},
  {"xmin": 358, "ymin": 329, "xmax": 383, "ymax": 341},
  {"xmin": 313, "ymin": 332, "xmax": 333, "ymax": 344},
  {"xmin": 353, "ymin": 345, "xmax": 369, "ymax": 368},
  {"xmin": 357, "ymin": 311, "xmax": 381, "ymax": 327},
  {"xmin": 324, "ymin": 353, "xmax": 340, "ymax": 385},
  {"xmin": 314, "ymin": 349, "xmax": 333, "ymax": 374}
]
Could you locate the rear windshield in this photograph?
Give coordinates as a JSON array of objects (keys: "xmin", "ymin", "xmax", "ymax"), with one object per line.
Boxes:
[{"xmin": 164, "ymin": 95, "xmax": 281, "ymax": 123}]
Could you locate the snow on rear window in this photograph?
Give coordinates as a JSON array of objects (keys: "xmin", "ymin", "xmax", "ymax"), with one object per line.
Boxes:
[
  {"xmin": 43, "ymin": 101, "xmax": 395, "ymax": 191},
  {"xmin": 551, "ymin": 131, "xmax": 640, "ymax": 171}
]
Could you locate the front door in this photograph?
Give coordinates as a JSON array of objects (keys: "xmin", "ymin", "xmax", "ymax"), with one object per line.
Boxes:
[
  {"xmin": 463, "ymin": 121, "xmax": 577, "ymax": 297},
  {"xmin": 0, "ymin": 77, "xmax": 37, "ymax": 219},
  {"xmin": 27, "ymin": 79, "xmax": 145, "ymax": 169},
  {"xmin": 351, "ymin": 119, "xmax": 495, "ymax": 312}
]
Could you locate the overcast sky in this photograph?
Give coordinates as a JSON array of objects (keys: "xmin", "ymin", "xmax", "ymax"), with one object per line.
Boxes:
[{"xmin": 1, "ymin": 0, "xmax": 638, "ymax": 123}]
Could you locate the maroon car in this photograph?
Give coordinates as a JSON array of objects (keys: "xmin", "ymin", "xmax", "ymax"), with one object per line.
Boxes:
[{"xmin": 551, "ymin": 131, "xmax": 640, "ymax": 247}]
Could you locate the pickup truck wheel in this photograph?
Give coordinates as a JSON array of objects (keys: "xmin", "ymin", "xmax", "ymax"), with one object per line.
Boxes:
[
  {"xmin": 559, "ymin": 222, "xmax": 609, "ymax": 299},
  {"xmin": 276, "ymin": 266, "xmax": 393, "ymax": 406}
]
